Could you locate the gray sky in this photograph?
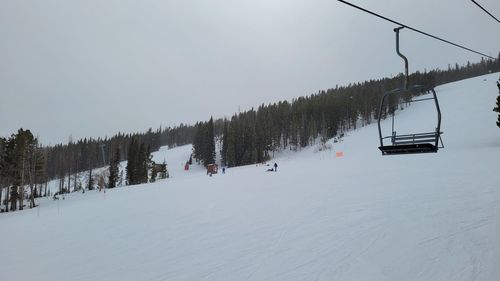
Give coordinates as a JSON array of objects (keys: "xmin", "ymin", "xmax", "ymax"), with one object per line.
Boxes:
[{"xmin": 1, "ymin": 0, "xmax": 499, "ymax": 145}]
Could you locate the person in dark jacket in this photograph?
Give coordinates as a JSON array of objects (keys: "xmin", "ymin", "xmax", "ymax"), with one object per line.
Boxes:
[{"xmin": 274, "ymin": 162, "xmax": 278, "ymax": 172}]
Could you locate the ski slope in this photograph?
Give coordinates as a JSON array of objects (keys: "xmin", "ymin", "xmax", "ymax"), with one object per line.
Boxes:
[
  {"xmin": 1, "ymin": 73, "xmax": 500, "ymax": 281},
  {"xmin": 41, "ymin": 143, "xmax": 206, "ymax": 194}
]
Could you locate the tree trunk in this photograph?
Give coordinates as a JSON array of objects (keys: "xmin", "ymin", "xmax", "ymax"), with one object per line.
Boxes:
[
  {"xmin": 29, "ymin": 153, "xmax": 35, "ymax": 208},
  {"xmin": 60, "ymin": 177, "xmax": 64, "ymax": 194},
  {"xmin": 67, "ymin": 173, "xmax": 71, "ymax": 194},
  {"xmin": 73, "ymin": 173, "xmax": 77, "ymax": 192},
  {"xmin": 18, "ymin": 186, "xmax": 23, "ymax": 211},
  {"xmin": 4, "ymin": 185, "xmax": 9, "ymax": 212},
  {"xmin": 19, "ymin": 150, "xmax": 26, "ymax": 211},
  {"xmin": 29, "ymin": 184, "xmax": 35, "ymax": 208},
  {"xmin": 88, "ymin": 168, "xmax": 92, "ymax": 190},
  {"xmin": 10, "ymin": 186, "xmax": 16, "ymax": 211}
]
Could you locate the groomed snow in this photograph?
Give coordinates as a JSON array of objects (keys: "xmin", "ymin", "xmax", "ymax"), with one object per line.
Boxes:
[{"xmin": 1, "ymin": 73, "xmax": 500, "ymax": 281}]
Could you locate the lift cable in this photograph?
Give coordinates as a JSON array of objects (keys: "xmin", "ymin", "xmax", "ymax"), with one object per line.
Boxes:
[
  {"xmin": 470, "ymin": 0, "xmax": 500, "ymax": 24},
  {"xmin": 336, "ymin": 0, "xmax": 496, "ymax": 60}
]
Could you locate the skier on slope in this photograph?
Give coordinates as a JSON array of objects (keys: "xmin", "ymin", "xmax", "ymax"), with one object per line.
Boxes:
[{"xmin": 274, "ymin": 162, "xmax": 278, "ymax": 172}]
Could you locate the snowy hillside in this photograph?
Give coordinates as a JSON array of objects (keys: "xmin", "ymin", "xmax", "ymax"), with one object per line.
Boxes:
[
  {"xmin": 43, "ymin": 143, "xmax": 205, "ymax": 194},
  {"xmin": 1, "ymin": 73, "xmax": 500, "ymax": 281}
]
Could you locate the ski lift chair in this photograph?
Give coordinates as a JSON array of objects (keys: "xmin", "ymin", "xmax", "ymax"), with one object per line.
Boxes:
[
  {"xmin": 377, "ymin": 85, "xmax": 443, "ymax": 155},
  {"xmin": 377, "ymin": 27, "xmax": 443, "ymax": 155}
]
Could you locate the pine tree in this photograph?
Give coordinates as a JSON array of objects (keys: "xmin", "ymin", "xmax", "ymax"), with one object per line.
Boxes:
[
  {"xmin": 494, "ymin": 79, "xmax": 500, "ymax": 128},
  {"xmin": 86, "ymin": 142, "xmax": 97, "ymax": 190},
  {"xmin": 8, "ymin": 129, "xmax": 37, "ymax": 211},
  {"xmin": 221, "ymin": 120, "xmax": 229, "ymax": 166},
  {"xmin": 0, "ymin": 137, "xmax": 8, "ymax": 211},
  {"xmin": 125, "ymin": 139, "xmax": 151, "ymax": 185},
  {"xmin": 206, "ymin": 117, "xmax": 216, "ymax": 165},
  {"xmin": 225, "ymin": 119, "xmax": 237, "ymax": 167},
  {"xmin": 146, "ymin": 145, "xmax": 153, "ymax": 183},
  {"xmin": 29, "ymin": 143, "xmax": 44, "ymax": 208},
  {"xmin": 118, "ymin": 170, "xmax": 124, "ymax": 186},
  {"xmin": 192, "ymin": 118, "xmax": 216, "ymax": 167},
  {"xmin": 192, "ymin": 122, "xmax": 204, "ymax": 164},
  {"xmin": 150, "ymin": 162, "xmax": 157, "ymax": 183},
  {"xmin": 126, "ymin": 139, "xmax": 138, "ymax": 185},
  {"xmin": 108, "ymin": 146, "xmax": 120, "ymax": 188},
  {"xmin": 0, "ymin": 139, "xmax": 4, "ymax": 199},
  {"xmin": 159, "ymin": 160, "xmax": 168, "ymax": 179},
  {"xmin": 3, "ymin": 136, "xmax": 17, "ymax": 211},
  {"xmin": 87, "ymin": 168, "xmax": 94, "ymax": 190},
  {"xmin": 138, "ymin": 143, "xmax": 147, "ymax": 183}
]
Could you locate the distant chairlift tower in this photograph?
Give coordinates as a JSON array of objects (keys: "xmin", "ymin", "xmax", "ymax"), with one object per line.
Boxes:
[{"xmin": 377, "ymin": 27, "xmax": 444, "ymax": 155}]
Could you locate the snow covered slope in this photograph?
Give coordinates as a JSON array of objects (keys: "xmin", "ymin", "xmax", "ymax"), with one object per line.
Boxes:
[
  {"xmin": 1, "ymin": 73, "xmax": 500, "ymax": 281},
  {"xmin": 43, "ymin": 143, "xmax": 205, "ymax": 194}
]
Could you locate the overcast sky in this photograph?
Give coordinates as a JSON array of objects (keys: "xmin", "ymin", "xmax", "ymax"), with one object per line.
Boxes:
[{"xmin": 1, "ymin": 0, "xmax": 499, "ymax": 145}]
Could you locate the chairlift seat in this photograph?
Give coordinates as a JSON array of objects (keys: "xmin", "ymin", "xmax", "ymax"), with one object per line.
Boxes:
[{"xmin": 379, "ymin": 143, "xmax": 437, "ymax": 155}]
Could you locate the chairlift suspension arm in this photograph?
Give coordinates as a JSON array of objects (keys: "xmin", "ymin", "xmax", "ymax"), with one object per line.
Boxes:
[
  {"xmin": 432, "ymin": 88, "xmax": 442, "ymax": 148},
  {"xmin": 394, "ymin": 27, "xmax": 409, "ymax": 90}
]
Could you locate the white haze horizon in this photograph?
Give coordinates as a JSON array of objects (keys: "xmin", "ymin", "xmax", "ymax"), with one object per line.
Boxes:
[{"xmin": 1, "ymin": 0, "xmax": 499, "ymax": 145}]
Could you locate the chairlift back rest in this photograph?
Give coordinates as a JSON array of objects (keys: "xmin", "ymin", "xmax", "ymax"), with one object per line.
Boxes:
[
  {"xmin": 392, "ymin": 132, "xmax": 440, "ymax": 145},
  {"xmin": 393, "ymin": 139, "xmax": 436, "ymax": 145}
]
